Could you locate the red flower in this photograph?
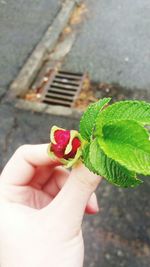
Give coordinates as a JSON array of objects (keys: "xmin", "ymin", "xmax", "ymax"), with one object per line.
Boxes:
[{"xmin": 51, "ymin": 129, "xmax": 81, "ymax": 159}]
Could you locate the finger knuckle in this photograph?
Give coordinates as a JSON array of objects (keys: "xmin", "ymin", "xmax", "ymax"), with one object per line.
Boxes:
[
  {"xmin": 15, "ymin": 144, "xmax": 31, "ymax": 155},
  {"xmin": 78, "ymin": 175, "xmax": 100, "ymax": 191}
]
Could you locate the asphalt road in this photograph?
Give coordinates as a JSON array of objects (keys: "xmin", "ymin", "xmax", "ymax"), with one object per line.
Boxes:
[
  {"xmin": 63, "ymin": 0, "xmax": 150, "ymax": 90},
  {"xmin": 0, "ymin": 0, "xmax": 61, "ymax": 92}
]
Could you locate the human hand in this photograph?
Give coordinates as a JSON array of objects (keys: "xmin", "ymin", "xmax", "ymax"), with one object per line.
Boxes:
[{"xmin": 0, "ymin": 144, "xmax": 101, "ymax": 267}]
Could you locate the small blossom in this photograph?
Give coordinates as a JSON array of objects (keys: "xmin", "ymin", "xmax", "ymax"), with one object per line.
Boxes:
[
  {"xmin": 48, "ymin": 126, "xmax": 83, "ymax": 168},
  {"xmin": 51, "ymin": 129, "xmax": 70, "ymax": 158}
]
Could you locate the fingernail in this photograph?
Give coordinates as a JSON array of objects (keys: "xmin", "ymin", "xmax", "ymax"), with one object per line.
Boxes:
[{"xmin": 88, "ymin": 193, "xmax": 99, "ymax": 212}]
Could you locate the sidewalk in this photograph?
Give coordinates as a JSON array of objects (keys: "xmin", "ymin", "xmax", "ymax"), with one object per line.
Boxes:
[{"xmin": 63, "ymin": 0, "xmax": 150, "ymax": 92}]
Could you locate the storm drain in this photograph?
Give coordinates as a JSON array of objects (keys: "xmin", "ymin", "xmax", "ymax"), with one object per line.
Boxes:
[{"xmin": 41, "ymin": 70, "xmax": 86, "ymax": 107}]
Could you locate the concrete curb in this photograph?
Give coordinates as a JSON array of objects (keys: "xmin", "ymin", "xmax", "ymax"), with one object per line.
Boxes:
[
  {"xmin": 15, "ymin": 99, "xmax": 83, "ymax": 119},
  {"xmin": 10, "ymin": 0, "xmax": 77, "ymax": 97}
]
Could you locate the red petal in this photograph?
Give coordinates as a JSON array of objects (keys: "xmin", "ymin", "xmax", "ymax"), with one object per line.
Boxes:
[
  {"xmin": 54, "ymin": 130, "xmax": 70, "ymax": 146},
  {"xmin": 64, "ymin": 137, "xmax": 81, "ymax": 159},
  {"xmin": 51, "ymin": 143, "xmax": 65, "ymax": 158}
]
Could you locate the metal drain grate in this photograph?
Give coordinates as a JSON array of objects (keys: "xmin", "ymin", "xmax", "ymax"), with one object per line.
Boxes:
[{"xmin": 41, "ymin": 70, "xmax": 86, "ymax": 107}]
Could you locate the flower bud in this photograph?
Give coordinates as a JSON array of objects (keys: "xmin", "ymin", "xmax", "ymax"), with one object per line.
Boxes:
[{"xmin": 48, "ymin": 126, "xmax": 83, "ymax": 167}]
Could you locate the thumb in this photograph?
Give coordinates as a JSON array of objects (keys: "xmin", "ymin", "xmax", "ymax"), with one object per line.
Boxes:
[{"xmin": 44, "ymin": 162, "xmax": 102, "ymax": 230}]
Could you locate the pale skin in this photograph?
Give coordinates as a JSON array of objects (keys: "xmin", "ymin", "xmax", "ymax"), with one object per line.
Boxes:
[{"xmin": 0, "ymin": 144, "xmax": 101, "ymax": 267}]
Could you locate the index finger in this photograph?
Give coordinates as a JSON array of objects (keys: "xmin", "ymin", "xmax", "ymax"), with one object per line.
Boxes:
[{"xmin": 0, "ymin": 144, "xmax": 60, "ymax": 186}]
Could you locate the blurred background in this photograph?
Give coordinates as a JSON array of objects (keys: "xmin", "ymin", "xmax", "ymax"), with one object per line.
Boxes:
[{"xmin": 0, "ymin": 0, "xmax": 150, "ymax": 266}]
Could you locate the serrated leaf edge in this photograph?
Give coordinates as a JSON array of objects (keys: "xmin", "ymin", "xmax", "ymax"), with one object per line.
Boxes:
[
  {"xmin": 79, "ymin": 98, "xmax": 111, "ymax": 141},
  {"xmin": 97, "ymin": 120, "xmax": 150, "ymax": 176}
]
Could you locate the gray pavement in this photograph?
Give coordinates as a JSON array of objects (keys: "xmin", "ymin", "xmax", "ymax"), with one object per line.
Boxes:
[
  {"xmin": 84, "ymin": 176, "xmax": 150, "ymax": 267},
  {"xmin": 0, "ymin": 0, "xmax": 61, "ymax": 92},
  {"xmin": 63, "ymin": 0, "xmax": 150, "ymax": 90}
]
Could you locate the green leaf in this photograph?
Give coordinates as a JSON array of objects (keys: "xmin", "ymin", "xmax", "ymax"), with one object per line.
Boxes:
[
  {"xmin": 96, "ymin": 100, "xmax": 150, "ymax": 128},
  {"xmin": 97, "ymin": 120, "xmax": 150, "ymax": 175},
  {"xmin": 79, "ymin": 98, "xmax": 111, "ymax": 141},
  {"xmin": 89, "ymin": 139, "xmax": 142, "ymax": 188},
  {"xmin": 82, "ymin": 143, "xmax": 97, "ymax": 173}
]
